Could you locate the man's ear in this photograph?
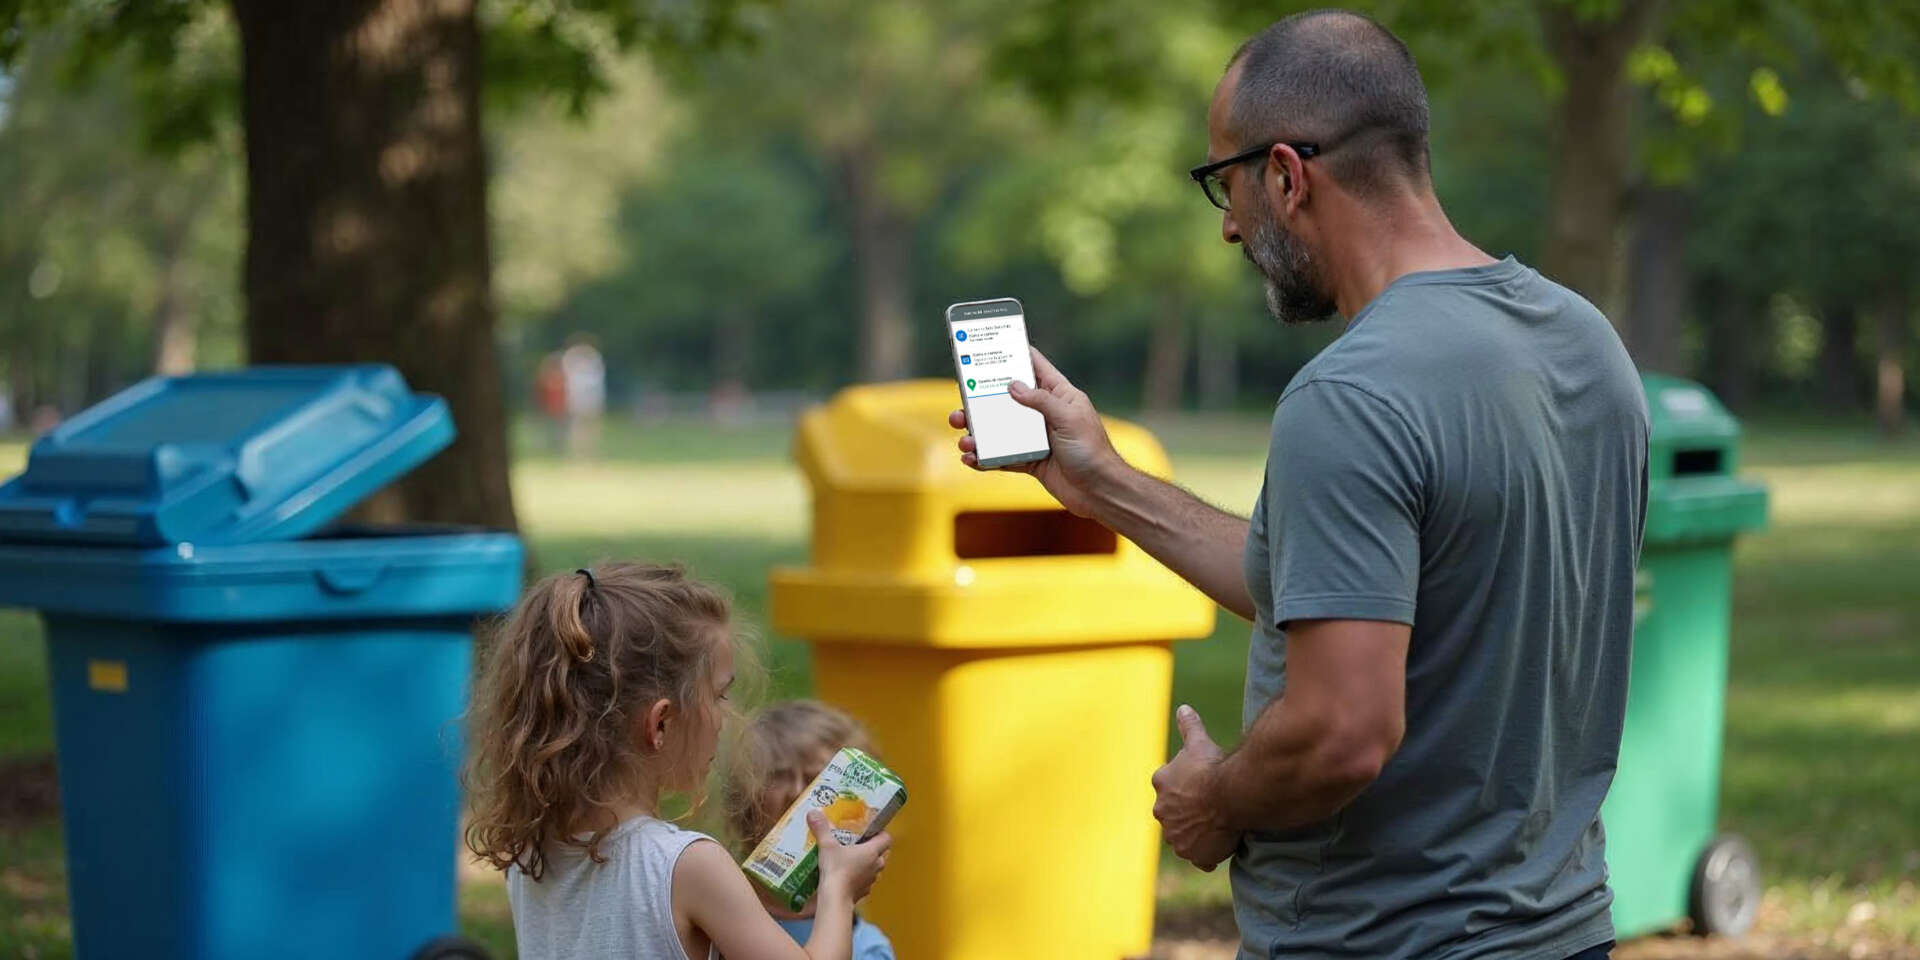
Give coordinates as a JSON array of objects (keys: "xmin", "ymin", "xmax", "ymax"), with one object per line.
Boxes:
[{"xmin": 1265, "ymin": 143, "xmax": 1307, "ymax": 217}]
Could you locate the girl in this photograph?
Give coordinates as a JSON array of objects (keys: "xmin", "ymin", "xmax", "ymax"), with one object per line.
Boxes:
[
  {"xmin": 727, "ymin": 701, "xmax": 897, "ymax": 959},
  {"xmin": 465, "ymin": 564, "xmax": 891, "ymax": 960}
]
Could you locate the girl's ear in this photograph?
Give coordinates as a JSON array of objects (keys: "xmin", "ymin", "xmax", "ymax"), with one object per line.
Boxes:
[{"xmin": 640, "ymin": 698, "xmax": 675, "ymax": 753}]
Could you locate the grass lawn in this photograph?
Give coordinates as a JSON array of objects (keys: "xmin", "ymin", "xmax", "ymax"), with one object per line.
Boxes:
[{"xmin": 2, "ymin": 413, "xmax": 1917, "ymax": 958}]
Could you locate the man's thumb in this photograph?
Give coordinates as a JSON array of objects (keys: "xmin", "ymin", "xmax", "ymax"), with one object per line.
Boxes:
[
  {"xmin": 1176, "ymin": 704, "xmax": 1214, "ymax": 747},
  {"xmin": 1008, "ymin": 380, "xmax": 1058, "ymax": 416}
]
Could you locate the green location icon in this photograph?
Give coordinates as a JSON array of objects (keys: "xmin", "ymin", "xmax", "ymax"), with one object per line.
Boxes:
[{"xmin": 966, "ymin": 378, "xmax": 977, "ymax": 390}]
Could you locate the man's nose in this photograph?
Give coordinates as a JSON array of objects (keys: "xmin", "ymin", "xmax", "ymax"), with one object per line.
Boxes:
[{"xmin": 1222, "ymin": 209, "xmax": 1242, "ymax": 245}]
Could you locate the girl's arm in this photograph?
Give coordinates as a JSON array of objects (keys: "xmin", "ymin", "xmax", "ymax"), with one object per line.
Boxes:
[{"xmin": 673, "ymin": 839, "xmax": 852, "ymax": 960}]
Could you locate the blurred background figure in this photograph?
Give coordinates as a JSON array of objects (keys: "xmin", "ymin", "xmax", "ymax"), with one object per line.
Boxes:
[
  {"xmin": 533, "ymin": 352, "xmax": 568, "ymax": 455},
  {"xmin": 560, "ymin": 335, "xmax": 605, "ymax": 460},
  {"xmin": 27, "ymin": 405, "xmax": 60, "ymax": 437}
]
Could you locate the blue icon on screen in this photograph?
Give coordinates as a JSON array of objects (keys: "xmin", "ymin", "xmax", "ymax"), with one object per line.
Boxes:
[
  {"xmin": 955, "ymin": 330, "xmax": 968, "ymax": 342},
  {"xmin": 960, "ymin": 355, "xmax": 972, "ymax": 365}
]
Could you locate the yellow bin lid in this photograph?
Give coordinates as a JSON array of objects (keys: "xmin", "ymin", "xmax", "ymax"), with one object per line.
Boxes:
[{"xmin": 770, "ymin": 380, "xmax": 1217, "ymax": 648}]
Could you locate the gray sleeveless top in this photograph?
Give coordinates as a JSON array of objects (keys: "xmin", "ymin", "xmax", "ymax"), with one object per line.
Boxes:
[{"xmin": 507, "ymin": 816, "xmax": 719, "ymax": 960}]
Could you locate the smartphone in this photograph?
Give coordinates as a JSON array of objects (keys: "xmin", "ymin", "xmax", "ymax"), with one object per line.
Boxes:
[{"xmin": 946, "ymin": 297, "xmax": 1050, "ymax": 468}]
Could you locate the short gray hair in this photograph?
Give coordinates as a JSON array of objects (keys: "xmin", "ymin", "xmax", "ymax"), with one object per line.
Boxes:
[{"xmin": 1228, "ymin": 10, "xmax": 1431, "ymax": 198}]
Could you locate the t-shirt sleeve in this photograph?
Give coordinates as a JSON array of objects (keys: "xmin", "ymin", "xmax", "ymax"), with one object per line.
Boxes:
[
  {"xmin": 1263, "ymin": 379, "xmax": 1425, "ymax": 628},
  {"xmin": 852, "ymin": 916, "xmax": 898, "ymax": 960}
]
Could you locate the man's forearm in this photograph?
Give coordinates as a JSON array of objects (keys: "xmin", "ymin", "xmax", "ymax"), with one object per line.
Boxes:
[
  {"xmin": 1087, "ymin": 460, "xmax": 1256, "ymax": 621},
  {"xmin": 1210, "ymin": 699, "xmax": 1362, "ymax": 833}
]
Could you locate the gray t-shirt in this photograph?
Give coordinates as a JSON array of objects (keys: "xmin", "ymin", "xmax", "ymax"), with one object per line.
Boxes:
[
  {"xmin": 508, "ymin": 816, "xmax": 717, "ymax": 960},
  {"xmin": 1234, "ymin": 258, "xmax": 1648, "ymax": 960}
]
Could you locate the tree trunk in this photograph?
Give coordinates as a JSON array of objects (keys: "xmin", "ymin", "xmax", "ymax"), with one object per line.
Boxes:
[
  {"xmin": 231, "ymin": 0, "xmax": 517, "ymax": 532},
  {"xmin": 1141, "ymin": 297, "xmax": 1190, "ymax": 414},
  {"xmin": 836, "ymin": 144, "xmax": 913, "ymax": 382},
  {"xmin": 150, "ymin": 221, "xmax": 201, "ymax": 376},
  {"xmin": 1625, "ymin": 184, "xmax": 1691, "ymax": 374},
  {"xmin": 711, "ymin": 310, "xmax": 753, "ymax": 421},
  {"xmin": 713, "ymin": 310, "xmax": 753, "ymax": 391},
  {"xmin": 1875, "ymin": 292, "xmax": 1908, "ymax": 437},
  {"xmin": 1818, "ymin": 301, "xmax": 1862, "ymax": 411},
  {"xmin": 1539, "ymin": 0, "xmax": 1663, "ymax": 316},
  {"xmin": 1197, "ymin": 319, "xmax": 1239, "ymax": 411},
  {"xmin": 150, "ymin": 166, "xmax": 226, "ymax": 377},
  {"xmin": 1698, "ymin": 276, "xmax": 1767, "ymax": 411}
]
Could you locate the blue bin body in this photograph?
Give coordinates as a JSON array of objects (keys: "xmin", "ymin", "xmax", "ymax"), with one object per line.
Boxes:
[{"xmin": 0, "ymin": 367, "xmax": 522, "ymax": 960}]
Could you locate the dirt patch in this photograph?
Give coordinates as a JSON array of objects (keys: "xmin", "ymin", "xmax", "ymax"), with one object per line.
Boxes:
[
  {"xmin": 0, "ymin": 754, "xmax": 59, "ymax": 829},
  {"xmin": 1139, "ymin": 903, "xmax": 1920, "ymax": 960},
  {"xmin": 1141, "ymin": 932, "xmax": 1918, "ymax": 960},
  {"xmin": 1617, "ymin": 932, "xmax": 1920, "ymax": 960},
  {"xmin": 1153, "ymin": 904, "xmax": 1240, "ymax": 943}
]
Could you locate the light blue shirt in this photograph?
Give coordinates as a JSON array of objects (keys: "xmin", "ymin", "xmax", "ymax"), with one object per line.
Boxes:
[{"xmin": 774, "ymin": 915, "xmax": 896, "ymax": 960}]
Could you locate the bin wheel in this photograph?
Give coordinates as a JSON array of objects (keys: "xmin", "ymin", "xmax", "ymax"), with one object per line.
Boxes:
[
  {"xmin": 412, "ymin": 935, "xmax": 492, "ymax": 960},
  {"xmin": 1689, "ymin": 833, "xmax": 1761, "ymax": 937}
]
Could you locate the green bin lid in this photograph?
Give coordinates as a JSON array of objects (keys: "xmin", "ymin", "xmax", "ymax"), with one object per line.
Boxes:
[{"xmin": 1641, "ymin": 373, "xmax": 1768, "ymax": 544}]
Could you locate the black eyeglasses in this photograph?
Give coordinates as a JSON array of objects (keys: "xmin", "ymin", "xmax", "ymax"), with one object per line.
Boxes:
[{"xmin": 1189, "ymin": 141, "xmax": 1320, "ymax": 212}]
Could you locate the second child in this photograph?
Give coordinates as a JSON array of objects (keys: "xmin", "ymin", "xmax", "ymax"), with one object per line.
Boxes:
[{"xmin": 728, "ymin": 701, "xmax": 898, "ymax": 960}]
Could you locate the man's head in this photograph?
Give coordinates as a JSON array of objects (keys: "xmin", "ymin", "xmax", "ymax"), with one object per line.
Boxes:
[{"xmin": 1205, "ymin": 10, "xmax": 1432, "ymax": 324}]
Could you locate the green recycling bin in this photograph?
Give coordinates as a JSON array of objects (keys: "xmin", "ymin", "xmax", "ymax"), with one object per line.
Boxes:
[{"xmin": 1603, "ymin": 374, "xmax": 1769, "ymax": 939}]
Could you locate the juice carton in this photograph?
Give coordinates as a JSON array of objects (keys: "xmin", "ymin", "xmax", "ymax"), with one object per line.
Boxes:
[{"xmin": 742, "ymin": 746, "xmax": 906, "ymax": 910}]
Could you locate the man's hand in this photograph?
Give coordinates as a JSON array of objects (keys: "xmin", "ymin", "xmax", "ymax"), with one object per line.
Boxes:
[
  {"xmin": 949, "ymin": 347, "xmax": 1125, "ymax": 518},
  {"xmin": 1152, "ymin": 704, "xmax": 1240, "ymax": 872}
]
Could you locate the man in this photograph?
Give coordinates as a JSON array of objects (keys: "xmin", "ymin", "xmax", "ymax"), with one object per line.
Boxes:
[{"xmin": 949, "ymin": 10, "xmax": 1647, "ymax": 960}]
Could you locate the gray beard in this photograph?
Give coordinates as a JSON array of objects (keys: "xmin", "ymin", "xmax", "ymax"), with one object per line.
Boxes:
[{"xmin": 1244, "ymin": 203, "xmax": 1337, "ymax": 326}]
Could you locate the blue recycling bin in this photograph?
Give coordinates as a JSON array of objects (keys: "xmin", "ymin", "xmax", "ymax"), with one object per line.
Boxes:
[{"xmin": 0, "ymin": 366, "xmax": 522, "ymax": 960}]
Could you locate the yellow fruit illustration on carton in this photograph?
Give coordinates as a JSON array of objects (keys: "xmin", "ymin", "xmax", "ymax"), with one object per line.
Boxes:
[
  {"xmin": 823, "ymin": 793, "xmax": 870, "ymax": 831},
  {"xmin": 801, "ymin": 791, "xmax": 871, "ymax": 852}
]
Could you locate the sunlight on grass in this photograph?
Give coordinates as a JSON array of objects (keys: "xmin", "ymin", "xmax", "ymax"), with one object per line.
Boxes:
[
  {"xmin": 1750, "ymin": 462, "xmax": 1920, "ymax": 526},
  {"xmin": 514, "ymin": 461, "xmax": 805, "ymax": 539},
  {"xmin": 1167, "ymin": 455, "xmax": 1265, "ymax": 517},
  {"xmin": 1731, "ymin": 686, "xmax": 1920, "ymax": 737}
]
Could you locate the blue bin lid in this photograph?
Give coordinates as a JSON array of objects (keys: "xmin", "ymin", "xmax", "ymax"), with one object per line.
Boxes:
[{"xmin": 0, "ymin": 365, "xmax": 453, "ymax": 546}]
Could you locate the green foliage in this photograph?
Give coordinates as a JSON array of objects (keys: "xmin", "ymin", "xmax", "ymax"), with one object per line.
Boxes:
[
  {"xmin": 491, "ymin": 57, "xmax": 679, "ymax": 331},
  {"xmin": 0, "ymin": 0, "xmax": 230, "ymax": 152},
  {"xmin": 481, "ymin": 0, "xmax": 771, "ymax": 115},
  {"xmin": 0, "ymin": 35, "xmax": 242, "ymax": 413},
  {"xmin": 1691, "ymin": 66, "xmax": 1920, "ymax": 306},
  {"xmin": 0, "ymin": 0, "xmax": 772, "ymax": 149},
  {"xmin": 542, "ymin": 135, "xmax": 840, "ymax": 392},
  {"xmin": 4, "ymin": 0, "xmax": 1918, "ymax": 418}
]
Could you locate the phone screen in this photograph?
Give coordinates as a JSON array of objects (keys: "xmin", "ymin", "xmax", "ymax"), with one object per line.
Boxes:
[{"xmin": 947, "ymin": 299, "xmax": 1049, "ymax": 466}]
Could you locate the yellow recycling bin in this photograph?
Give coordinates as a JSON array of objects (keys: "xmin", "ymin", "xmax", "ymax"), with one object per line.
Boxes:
[{"xmin": 770, "ymin": 380, "xmax": 1216, "ymax": 960}]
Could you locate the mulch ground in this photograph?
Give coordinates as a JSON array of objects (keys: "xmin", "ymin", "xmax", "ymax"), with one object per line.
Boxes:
[{"xmin": 0, "ymin": 754, "xmax": 58, "ymax": 829}]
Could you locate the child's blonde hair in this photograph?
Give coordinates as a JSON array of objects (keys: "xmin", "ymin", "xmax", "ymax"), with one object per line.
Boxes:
[
  {"xmin": 724, "ymin": 700, "xmax": 875, "ymax": 854},
  {"xmin": 464, "ymin": 563, "xmax": 757, "ymax": 880}
]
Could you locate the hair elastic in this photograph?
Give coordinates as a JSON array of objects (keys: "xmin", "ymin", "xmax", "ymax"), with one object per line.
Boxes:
[{"xmin": 576, "ymin": 567, "xmax": 597, "ymax": 589}]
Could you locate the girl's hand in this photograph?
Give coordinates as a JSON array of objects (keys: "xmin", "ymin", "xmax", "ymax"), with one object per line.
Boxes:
[{"xmin": 809, "ymin": 810, "xmax": 891, "ymax": 903}]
